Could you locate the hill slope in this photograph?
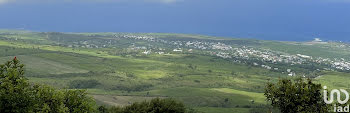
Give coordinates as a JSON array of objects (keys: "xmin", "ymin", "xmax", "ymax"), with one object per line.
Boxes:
[{"xmin": 1, "ymin": 30, "xmax": 349, "ymax": 113}]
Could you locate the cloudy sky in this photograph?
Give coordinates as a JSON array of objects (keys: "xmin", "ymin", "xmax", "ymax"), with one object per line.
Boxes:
[{"xmin": 0, "ymin": 0, "xmax": 349, "ymax": 41}]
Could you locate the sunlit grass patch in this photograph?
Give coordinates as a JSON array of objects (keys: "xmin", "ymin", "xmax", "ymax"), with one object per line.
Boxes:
[{"xmin": 211, "ymin": 88, "xmax": 265, "ymax": 104}]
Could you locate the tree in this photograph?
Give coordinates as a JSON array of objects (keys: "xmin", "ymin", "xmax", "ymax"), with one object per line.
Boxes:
[
  {"xmin": 109, "ymin": 98, "xmax": 187, "ymax": 113},
  {"xmin": 31, "ymin": 85, "xmax": 68, "ymax": 113},
  {"xmin": 0, "ymin": 57, "xmax": 33, "ymax": 112},
  {"xmin": 64, "ymin": 89, "xmax": 96, "ymax": 113},
  {"xmin": 264, "ymin": 78, "xmax": 329, "ymax": 113},
  {"xmin": 0, "ymin": 58, "xmax": 97, "ymax": 113}
]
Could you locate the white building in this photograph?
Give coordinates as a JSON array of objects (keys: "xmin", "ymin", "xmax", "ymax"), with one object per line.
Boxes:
[{"xmin": 173, "ymin": 49, "xmax": 183, "ymax": 52}]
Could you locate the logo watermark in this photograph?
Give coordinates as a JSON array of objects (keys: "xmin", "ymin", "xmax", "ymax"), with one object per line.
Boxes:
[{"xmin": 324, "ymin": 86, "xmax": 350, "ymax": 112}]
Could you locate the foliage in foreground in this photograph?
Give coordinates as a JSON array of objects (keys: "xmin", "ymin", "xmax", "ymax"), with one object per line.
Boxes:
[
  {"xmin": 264, "ymin": 78, "xmax": 329, "ymax": 113},
  {"xmin": 99, "ymin": 98, "xmax": 194, "ymax": 113},
  {"xmin": 0, "ymin": 58, "xmax": 96, "ymax": 113}
]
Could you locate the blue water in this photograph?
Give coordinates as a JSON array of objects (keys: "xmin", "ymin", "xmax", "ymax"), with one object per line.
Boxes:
[{"xmin": 0, "ymin": 0, "xmax": 349, "ymax": 42}]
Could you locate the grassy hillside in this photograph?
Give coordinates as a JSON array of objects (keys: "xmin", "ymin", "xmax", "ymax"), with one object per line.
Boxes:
[{"xmin": 0, "ymin": 30, "xmax": 349, "ymax": 113}]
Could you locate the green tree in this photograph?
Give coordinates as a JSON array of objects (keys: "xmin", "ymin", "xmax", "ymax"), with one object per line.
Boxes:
[
  {"xmin": 64, "ymin": 89, "xmax": 96, "ymax": 113},
  {"xmin": 264, "ymin": 78, "xmax": 329, "ymax": 113},
  {"xmin": 0, "ymin": 57, "xmax": 33, "ymax": 112},
  {"xmin": 109, "ymin": 98, "xmax": 187, "ymax": 113},
  {"xmin": 32, "ymin": 85, "xmax": 68, "ymax": 113},
  {"xmin": 0, "ymin": 58, "xmax": 97, "ymax": 113}
]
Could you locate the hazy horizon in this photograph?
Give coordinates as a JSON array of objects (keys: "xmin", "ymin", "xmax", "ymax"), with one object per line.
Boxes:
[{"xmin": 1, "ymin": 0, "xmax": 350, "ymax": 41}]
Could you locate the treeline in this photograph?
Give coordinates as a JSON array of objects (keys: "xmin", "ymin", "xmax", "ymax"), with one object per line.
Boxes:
[
  {"xmin": 0, "ymin": 58, "xmax": 193, "ymax": 113},
  {"xmin": 98, "ymin": 98, "xmax": 197, "ymax": 113}
]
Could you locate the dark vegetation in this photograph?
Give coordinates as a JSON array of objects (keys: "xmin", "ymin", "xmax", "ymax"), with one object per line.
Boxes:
[
  {"xmin": 264, "ymin": 78, "xmax": 329, "ymax": 113},
  {"xmin": 102, "ymin": 98, "xmax": 194, "ymax": 113},
  {"xmin": 111, "ymin": 83, "xmax": 153, "ymax": 92},
  {"xmin": 69, "ymin": 79, "xmax": 101, "ymax": 89},
  {"xmin": 0, "ymin": 58, "xmax": 96, "ymax": 112}
]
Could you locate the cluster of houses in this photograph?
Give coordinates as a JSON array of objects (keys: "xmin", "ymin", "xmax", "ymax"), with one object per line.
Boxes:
[
  {"xmin": 121, "ymin": 34, "xmax": 350, "ymax": 72},
  {"xmin": 65, "ymin": 34, "xmax": 350, "ymax": 74},
  {"xmin": 232, "ymin": 47, "xmax": 308, "ymax": 64},
  {"xmin": 120, "ymin": 35, "xmax": 234, "ymax": 51},
  {"xmin": 320, "ymin": 58, "xmax": 350, "ymax": 71},
  {"xmin": 332, "ymin": 61, "xmax": 350, "ymax": 70}
]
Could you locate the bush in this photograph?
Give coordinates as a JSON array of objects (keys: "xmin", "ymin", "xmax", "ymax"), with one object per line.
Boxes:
[
  {"xmin": 98, "ymin": 106, "xmax": 108, "ymax": 113},
  {"xmin": 112, "ymin": 83, "xmax": 153, "ymax": 92},
  {"xmin": 108, "ymin": 98, "xmax": 187, "ymax": 113},
  {"xmin": 31, "ymin": 85, "xmax": 68, "ymax": 112},
  {"xmin": 69, "ymin": 79, "xmax": 101, "ymax": 89},
  {"xmin": 0, "ymin": 58, "xmax": 97, "ymax": 113},
  {"xmin": 264, "ymin": 78, "xmax": 328, "ymax": 113},
  {"xmin": 64, "ymin": 89, "xmax": 96, "ymax": 113},
  {"xmin": 194, "ymin": 80, "xmax": 200, "ymax": 83}
]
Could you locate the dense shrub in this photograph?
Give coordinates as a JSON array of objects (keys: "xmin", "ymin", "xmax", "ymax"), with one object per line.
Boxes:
[
  {"xmin": 265, "ymin": 78, "xmax": 328, "ymax": 113},
  {"xmin": 106, "ymin": 98, "xmax": 188, "ymax": 113},
  {"xmin": 64, "ymin": 89, "xmax": 96, "ymax": 113},
  {"xmin": 0, "ymin": 58, "xmax": 96, "ymax": 113},
  {"xmin": 69, "ymin": 79, "xmax": 101, "ymax": 89},
  {"xmin": 112, "ymin": 83, "xmax": 153, "ymax": 92}
]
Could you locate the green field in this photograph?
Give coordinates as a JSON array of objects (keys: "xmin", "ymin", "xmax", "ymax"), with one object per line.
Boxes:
[{"xmin": 1, "ymin": 30, "xmax": 349, "ymax": 113}]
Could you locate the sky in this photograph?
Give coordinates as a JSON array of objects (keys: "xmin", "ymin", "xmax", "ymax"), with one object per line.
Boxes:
[{"xmin": 0, "ymin": 0, "xmax": 350, "ymax": 41}]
